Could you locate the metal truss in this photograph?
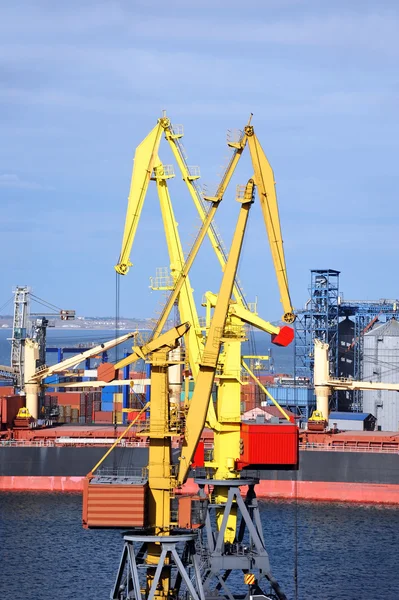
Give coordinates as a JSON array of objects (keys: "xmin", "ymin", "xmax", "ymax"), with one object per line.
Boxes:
[
  {"xmin": 195, "ymin": 478, "xmax": 285, "ymax": 600},
  {"xmin": 294, "ymin": 270, "xmax": 340, "ymax": 412},
  {"xmin": 111, "ymin": 532, "xmax": 205, "ymax": 600}
]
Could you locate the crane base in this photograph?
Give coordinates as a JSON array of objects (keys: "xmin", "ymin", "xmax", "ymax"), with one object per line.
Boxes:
[
  {"xmin": 194, "ymin": 478, "xmax": 286, "ymax": 600},
  {"xmin": 111, "ymin": 532, "xmax": 205, "ymax": 600}
]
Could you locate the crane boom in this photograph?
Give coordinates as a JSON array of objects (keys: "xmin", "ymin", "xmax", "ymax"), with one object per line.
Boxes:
[
  {"xmin": 204, "ymin": 291, "xmax": 294, "ymax": 347},
  {"xmin": 314, "ymin": 338, "xmax": 399, "ymax": 421},
  {"xmin": 115, "ymin": 120, "xmax": 165, "ymax": 275},
  {"xmin": 245, "ymin": 126, "xmax": 295, "ymax": 324},
  {"xmin": 177, "ymin": 180, "xmax": 255, "ymax": 485},
  {"xmin": 163, "ymin": 120, "xmax": 248, "ymax": 305},
  {"xmin": 29, "ymin": 331, "xmax": 136, "ymax": 383},
  {"xmin": 153, "ymin": 157, "xmax": 204, "ymax": 379}
]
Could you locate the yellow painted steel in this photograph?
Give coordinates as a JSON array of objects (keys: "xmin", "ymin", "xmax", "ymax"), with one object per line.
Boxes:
[
  {"xmin": 245, "ymin": 126, "xmax": 295, "ymax": 324},
  {"xmin": 115, "ymin": 120, "xmax": 165, "ymax": 275},
  {"xmin": 178, "ymin": 180, "xmax": 255, "ymax": 486},
  {"xmin": 114, "ymin": 324, "xmax": 189, "ymax": 371},
  {"xmin": 113, "ymin": 195, "xmax": 222, "ymax": 373},
  {"xmin": 153, "ymin": 157, "xmax": 204, "ymax": 384},
  {"xmin": 241, "ymin": 360, "xmax": 291, "ymax": 421},
  {"xmin": 204, "ymin": 291, "xmax": 281, "ymax": 336},
  {"xmin": 162, "ymin": 119, "xmax": 248, "ymax": 305}
]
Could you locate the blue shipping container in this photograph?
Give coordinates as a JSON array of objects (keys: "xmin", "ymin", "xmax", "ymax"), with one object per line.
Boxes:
[
  {"xmin": 101, "ymin": 401, "xmax": 114, "ymax": 412},
  {"xmin": 267, "ymin": 386, "xmax": 315, "ymax": 407},
  {"xmin": 104, "ymin": 385, "xmax": 119, "ymax": 394}
]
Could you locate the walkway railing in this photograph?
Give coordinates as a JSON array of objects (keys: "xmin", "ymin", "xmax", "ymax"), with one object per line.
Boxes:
[
  {"xmin": 299, "ymin": 443, "xmax": 399, "ymax": 454},
  {"xmin": 0, "ymin": 438, "xmax": 149, "ymax": 448}
]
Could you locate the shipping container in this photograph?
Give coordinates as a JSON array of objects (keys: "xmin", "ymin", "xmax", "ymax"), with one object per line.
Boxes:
[
  {"xmin": 238, "ymin": 423, "xmax": 299, "ymax": 469},
  {"xmin": 0, "ymin": 386, "xmax": 15, "ymax": 395},
  {"xmin": 82, "ymin": 477, "xmax": 148, "ymax": 528},
  {"xmin": 94, "ymin": 411, "xmax": 114, "ymax": 424},
  {"xmin": 0, "ymin": 396, "xmax": 25, "ymax": 428},
  {"xmin": 103, "ymin": 385, "xmax": 119, "ymax": 394},
  {"xmin": 127, "ymin": 410, "xmax": 146, "ymax": 422},
  {"xmin": 51, "ymin": 391, "xmax": 81, "ymax": 407},
  {"xmin": 101, "ymin": 401, "xmax": 114, "ymax": 412},
  {"xmin": 265, "ymin": 386, "xmax": 315, "ymax": 407}
]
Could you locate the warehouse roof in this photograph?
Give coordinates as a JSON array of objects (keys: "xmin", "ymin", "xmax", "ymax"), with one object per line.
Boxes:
[
  {"xmin": 329, "ymin": 412, "xmax": 372, "ymax": 421},
  {"xmin": 366, "ymin": 318, "xmax": 399, "ymax": 337}
]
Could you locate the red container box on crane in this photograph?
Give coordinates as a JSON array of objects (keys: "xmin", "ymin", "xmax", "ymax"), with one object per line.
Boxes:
[{"xmin": 237, "ymin": 423, "xmax": 299, "ymax": 469}]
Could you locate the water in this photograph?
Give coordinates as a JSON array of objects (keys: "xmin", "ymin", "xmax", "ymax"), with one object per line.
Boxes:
[
  {"xmin": 0, "ymin": 493, "xmax": 398, "ymax": 600},
  {"xmin": 0, "ymin": 328, "xmax": 295, "ymax": 374}
]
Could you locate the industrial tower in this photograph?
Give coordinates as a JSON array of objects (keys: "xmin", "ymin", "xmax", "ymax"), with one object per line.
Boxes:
[
  {"xmin": 294, "ymin": 270, "xmax": 340, "ymax": 410},
  {"xmin": 295, "ymin": 269, "xmax": 399, "ymax": 414}
]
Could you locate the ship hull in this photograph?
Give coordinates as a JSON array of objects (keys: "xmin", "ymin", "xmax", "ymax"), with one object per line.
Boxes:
[{"xmin": 1, "ymin": 447, "xmax": 399, "ymax": 504}]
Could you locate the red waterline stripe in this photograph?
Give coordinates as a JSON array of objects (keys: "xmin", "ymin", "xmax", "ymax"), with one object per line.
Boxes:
[
  {"xmin": 179, "ymin": 479, "xmax": 399, "ymax": 504},
  {"xmin": 1, "ymin": 476, "xmax": 399, "ymax": 504},
  {"xmin": 0, "ymin": 476, "xmax": 85, "ymax": 492}
]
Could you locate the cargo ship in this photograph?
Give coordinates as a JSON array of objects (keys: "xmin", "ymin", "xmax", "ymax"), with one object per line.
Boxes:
[{"xmin": 1, "ymin": 392, "xmax": 399, "ymax": 504}]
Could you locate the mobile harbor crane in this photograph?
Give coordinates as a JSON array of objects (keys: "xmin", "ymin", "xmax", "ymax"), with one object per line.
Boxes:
[{"xmin": 84, "ymin": 116, "xmax": 298, "ymax": 600}]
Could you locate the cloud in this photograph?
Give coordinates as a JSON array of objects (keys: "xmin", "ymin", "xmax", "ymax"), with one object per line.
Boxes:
[{"xmin": 0, "ymin": 173, "xmax": 54, "ymax": 191}]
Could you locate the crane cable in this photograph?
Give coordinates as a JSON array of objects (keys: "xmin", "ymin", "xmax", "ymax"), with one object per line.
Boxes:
[
  {"xmin": 115, "ymin": 272, "xmax": 120, "ymax": 364},
  {"xmin": 0, "ymin": 296, "xmax": 14, "ymax": 314},
  {"xmin": 294, "ymin": 466, "xmax": 299, "ymax": 600}
]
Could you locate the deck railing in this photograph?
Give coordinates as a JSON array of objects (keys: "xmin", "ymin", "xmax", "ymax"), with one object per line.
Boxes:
[
  {"xmin": 0, "ymin": 438, "xmax": 149, "ymax": 448},
  {"xmin": 299, "ymin": 443, "xmax": 399, "ymax": 454}
]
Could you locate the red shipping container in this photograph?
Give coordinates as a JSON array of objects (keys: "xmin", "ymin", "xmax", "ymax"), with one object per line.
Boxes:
[
  {"xmin": 127, "ymin": 410, "xmax": 146, "ymax": 422},
  {"xmin": 0, "ymin": 386, "xmax": 15, "ymax": 396},
  {"xmin": 1, "ymin": 396, "xmax": 25, "ymax": 427},
  {"xmin": 51, "ymin": 392, "xmax": 81, "ymax": 407},
  {"xmin": 237, "ymin": 423, "xmax": 299, "ymax": 469},
  {"xmin": 94, "ymin": 411, "xmax": 113, "ymax": 424}
]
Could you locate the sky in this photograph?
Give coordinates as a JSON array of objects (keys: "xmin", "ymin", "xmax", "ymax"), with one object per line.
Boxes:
[{"xmin": 1, "ymin": 0, "xmax": 399, "ymax": 321}]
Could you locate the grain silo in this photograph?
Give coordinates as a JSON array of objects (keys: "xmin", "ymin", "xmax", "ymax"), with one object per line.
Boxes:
[
  {"xmin": 362, "ymin": 318, "xmax": 399, "ymax": 431},
  {"xmin": 337, "ymin": 317, "xmax": 355, "ymax": 411}
]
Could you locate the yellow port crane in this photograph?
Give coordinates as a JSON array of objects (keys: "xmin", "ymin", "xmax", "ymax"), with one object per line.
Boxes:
[
  {"xmin": 106, "ymin": 114, "xmax": 296, "ymax": 547},
  {"xmin": 84, "ymin": 114, "xmax": 297, "ymax": 600}
]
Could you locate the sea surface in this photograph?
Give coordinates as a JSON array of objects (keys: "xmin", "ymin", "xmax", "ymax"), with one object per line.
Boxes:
[{"xmin": 0, "ymin": 492, "xmax": 398, "ymax": 600}]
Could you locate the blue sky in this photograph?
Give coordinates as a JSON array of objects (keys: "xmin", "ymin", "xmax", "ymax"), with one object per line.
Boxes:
[{"xmin": 1, "ymin": 1, "xmax": 399, "ymax": 320}]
